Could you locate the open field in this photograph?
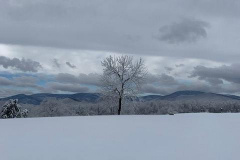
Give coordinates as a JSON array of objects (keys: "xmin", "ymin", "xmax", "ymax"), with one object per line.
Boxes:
[{"xmin": 1, "ymin": 113, "xmax": 240, "ymax": 160}]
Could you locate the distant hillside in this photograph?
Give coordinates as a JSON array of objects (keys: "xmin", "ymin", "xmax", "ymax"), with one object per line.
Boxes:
[
  {"xmin": 1, "ymin": 90, "xmax": 240, "ymax": 105},
  {"xmin": 141, "ymin": 91, "xmax": 240, "ymax": 101},
  {"xmin": 0, "ymin": 93, "xmax": 100, "ymax": 105},
  {"xmin": 160, "ymin": 91, "xmax": 240, "ymax": 101}
]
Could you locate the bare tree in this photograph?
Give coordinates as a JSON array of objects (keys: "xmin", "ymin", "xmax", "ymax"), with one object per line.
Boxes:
[{"xmin": 101, "ymin": 55, "xmax": 147, "ymax": 115}]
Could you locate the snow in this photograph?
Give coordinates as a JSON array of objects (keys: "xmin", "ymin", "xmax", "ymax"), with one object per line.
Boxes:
[{"xmin": 1, "ymin": 113, "xmax": 240, "ymax": 160}]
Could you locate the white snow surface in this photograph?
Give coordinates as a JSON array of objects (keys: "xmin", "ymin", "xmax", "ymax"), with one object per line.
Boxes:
[{"xmin": 0, "ymin": 113, "xmax": 240, "ymax": 160}]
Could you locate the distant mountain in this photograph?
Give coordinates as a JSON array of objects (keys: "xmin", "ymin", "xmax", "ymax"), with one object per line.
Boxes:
[
  {"xmin": 0, "ymin": 93, "xmax": 100, "ymax": 105},
  {"xmin": 1, "ymin": 90, "xmax": 240, "ymax": 105},
  {"xmin": 139, "ymin": 95, "xmax": 163, "ymax": 101},
  {"xmin": 163, "ymin": 91, "xmax": 205, "ymax": 100},
  {"xmin": 142, "ymin": 90, "xmax": 240, "ymax": 101}
]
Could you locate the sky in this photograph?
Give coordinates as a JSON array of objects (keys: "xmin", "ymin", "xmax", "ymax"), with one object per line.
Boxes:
[{"xmin": 0, "ymin": 0, "xmax": 240, "ymax": 97}]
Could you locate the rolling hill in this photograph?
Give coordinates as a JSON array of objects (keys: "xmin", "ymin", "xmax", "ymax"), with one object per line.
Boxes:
[
  {"xmin": 1, "ymin": 90, "xmax": 240, "ymax": 105},
  {"xmin": 0, "ymin": 93, "xmax": 101, "ymax": 105}
]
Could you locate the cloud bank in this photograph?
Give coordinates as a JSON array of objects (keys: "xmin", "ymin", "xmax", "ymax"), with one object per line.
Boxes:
[
  {"xmin": 0, "ymin": 0, "xmax": 239, "ymax": 96},
  {"xmin": 0, "ymin": 56, "xmax": 42, "ymax": 72}
]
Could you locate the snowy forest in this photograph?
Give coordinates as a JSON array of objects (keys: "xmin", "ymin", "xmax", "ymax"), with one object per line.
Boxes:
[{"xmin": 0, "ymin": 97, "xmax": 237, "ymax": 118}]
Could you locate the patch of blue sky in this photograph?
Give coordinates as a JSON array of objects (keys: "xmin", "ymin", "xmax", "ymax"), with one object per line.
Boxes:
[
  {"xmin": 177, "ymin": 79, "xmax": 192, "ymax": 85},
  {"xmin": 37, "ymin": 78, "xmax": 52, "ymax": 86},
  {"xmin": 81, "ymin": 84, "xmax": 99, "ymax": 92},
  {"xmin": 0, "ymin": 71, "xmax": 17, "ymax": 79},
  {"xmin": 0, "ymin": 71, "xmax": 56, "ymax": 86},
  {"xmin": 139, "ymin": 93, "xmax": 162, "ymax": 96},
  {"xmin": 0, "ymin": 72, "xmax": 36, "ymax": 79}
]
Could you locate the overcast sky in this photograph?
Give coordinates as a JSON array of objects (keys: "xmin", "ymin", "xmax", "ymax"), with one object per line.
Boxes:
[{"xmin": 0, "ymin": 0, "xmax": 240, "ymax": 97}]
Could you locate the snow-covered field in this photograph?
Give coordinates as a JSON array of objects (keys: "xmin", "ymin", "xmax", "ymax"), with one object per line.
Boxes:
[{"xmin": 1, "ymin": 113, "xmax": 240, "ymax": 160}]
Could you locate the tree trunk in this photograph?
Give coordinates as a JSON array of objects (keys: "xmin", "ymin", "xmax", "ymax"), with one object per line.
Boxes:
[{"xmin": 118, "ymin": 97, "xmax": 122, "ymax": 115}]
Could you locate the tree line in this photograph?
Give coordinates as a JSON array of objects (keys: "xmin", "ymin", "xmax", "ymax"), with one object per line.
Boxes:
[{"xmin": 18, "ymin": 97, "xmax": 240, "ymax": 118}]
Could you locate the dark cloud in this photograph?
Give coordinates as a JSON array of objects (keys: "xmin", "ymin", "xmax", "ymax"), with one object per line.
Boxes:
[
  {"xmin": 157, "ymin": 18, "xmax": 209, "ymax": 43},
  {"xmin": 0, "ymin": 56, "xmax": 42, "ymax": 72},
  {"xmin": 66, "ymin": 62, "xmax": 76, "ymax": 69},
  {"xmin": 191, "ymin": 63, "xmax": 240, "ymax": 84}
]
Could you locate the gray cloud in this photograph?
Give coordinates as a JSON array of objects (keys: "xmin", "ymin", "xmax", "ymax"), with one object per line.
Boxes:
[
  {"xmin": 0, "ymin": 77, "xmax": 13, "ymax": 86},
  {"xmin": 203, "ymin": 78, "xmax": 223, "ymax": 86},
  {"xmin": 0, "ymin": 0, "xmax": 240, "ymax": 63},
  {"xmin": 13, "ymin": 76, "xmax": 42, "ymax": 88},
  {"xmin": 158, "ymin": 74, "xmax": 178, "ymax": 85},
  {"xmin": 183, "ymin": 0, "xmax": 240, "ymax": 18},
  {"xmin": 165, "ymin": 67, "xmax": 173, "ymax": 72},
  {"xmin": 141, "ymin": 74, "xmax": 179, "ymax": 94},
  {"xmin": 1, "ymin": 69, "xmax": 240, "ymax": 97},
  {"xmin": 53, "ymin": 59, "xmax": 61, "ymax": 68},
  {"xmin": 0, "ymin": 72, "xmax": 100, "ymax": 97},
  {"xmin": 0, "ymin": 75, "xmax": 45, "ymax": 97},
  {"xmin": 157, "ymin": 18, "xmax": 209, "ymax": 43},
  {"xmin": 141, "ymin": 79, "xmax": 229, "ymax": 95},
  {"xmin": 0, "ymin": 56, "xmax": 42, "ymax": 72},
  {"xmin": 146, "ymin": 73, "xmax": 178, "ymax": 86},
  {"xmin": 56, "ymin": 72, "xmax": 221, "ymax": 95},
  {"xmin": 66, "ymin": 62, "xmax": 76, "ymax": 69},
  {"xmin": 0, "ymin": 73, "xmax": 91, "ymax": 96},
  {"xmin": 142, "ymin": 72, "xmax": 240, "ymax": 95},
  {"xmin": 175, "ymin": 64, "xmax": 185, "ymax": 67},
  {"xmin": 55, "ymin": 73, "xmax": 79, "ymax": 84},
  {"xmin": 78, "ymin": 73, "xmax": 101, "ymax": 86},
  {"xmin": 0, "ymin": 75, "xmax": 43, "ymax": 89},
  {"xmin": 141, "ymin": 84, "xmax": 169, "ymax": 95},
  {"xmin": 55, "ymin": 73, "xmax": 180, "ymax": 95},
  {"xmin": 141, "ymin": 81, "xmax": 213, "ymax": 95},
  {"xmin": 55, "ymin": 73, "xmax": 101, "ymax": 86},
  {"xmin": 0, "ymin": 88, "xmax": 34, "ymax": 98},
  {"xmin": 191, "ymin": 63, "xmax": 240, "ymax": 84},
  {"xmin": 1, "ymin": 0, "xmax": 240, "ymax": 96},
  {"xmin": 47, "ymin": 82, "xmax": 89, "ymax": 93}
]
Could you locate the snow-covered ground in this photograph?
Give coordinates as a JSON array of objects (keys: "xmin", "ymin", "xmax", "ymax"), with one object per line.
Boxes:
[{"xmin": 0, "ymin": 113, "xmax": 240, "ymax": 160}]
